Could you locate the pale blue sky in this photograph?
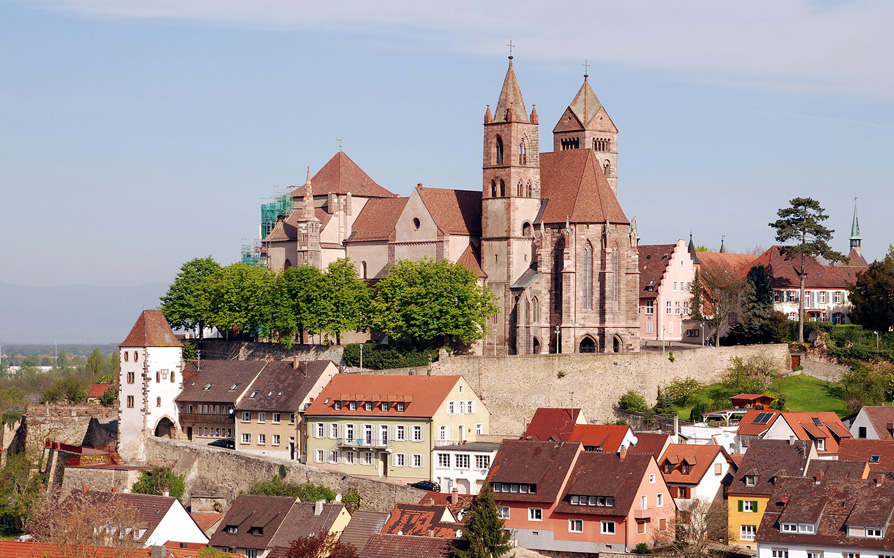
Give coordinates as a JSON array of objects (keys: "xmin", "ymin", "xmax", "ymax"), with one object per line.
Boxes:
[{"xmin": 1, "ymin": 0, "xmax": 892, "ymax": 287}]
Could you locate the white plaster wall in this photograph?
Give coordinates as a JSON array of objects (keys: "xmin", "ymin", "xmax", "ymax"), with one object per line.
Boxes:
[
  {"xmin": 849, "ymin": 408, "xmax": 879, "ymax": 439},
  {"xmin": 147, "ymin": 500, "xmax": 209, "ymax": 546},
  {"xmin": 693, "ymin": 452, "xmax": 729, "ymax": 501},
  {"xmin": 144, "ymin": 346, "xmax": 184, "ymax": 437},
  {"xmin": 345, "ymin": 241, "xmax": 389, "ymax": 279},
  {"xmin": 433, "ymin": 448, "xmax": 497, "ymax": 495}
]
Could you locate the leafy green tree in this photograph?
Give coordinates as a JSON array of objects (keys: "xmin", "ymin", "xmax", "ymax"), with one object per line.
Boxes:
[
  {"xmin": 617, "ymin": 390, "xmax": 650, "ymax": 412},
  {"xmin": 848, "ymin": 257, "xmax": 894, "ymax": 334},
  {"xmin": 769, "ymin": 197, "xmax": 846, "ymax": 343},
  {"xmin": 265, "ymin": 266, "xmax": 325, "ymax": 345},
  {"xmin": 207, "ymin": 263, "xmax": 275, "ymax": 340},
  {"xmin": 0, "ymin": 453, "xmax": 45, "ymax": 532},
  {"xmin": 319, "ymin": 259, "xmax": 369, "ymax": 345},
  {"xmin": 454, "ymin": 482, "xmax": 512, "ymax": 558},
  {"xmin": 131, "ymin": 467, "xmax": 186, "ymax": 501},
  {"xmin": 85, "ymin": 348, "xmax": 103, "ymax": 377},
  {"xmin": 663, "ymin": 377, "xmax": 703, "ymax": 407},
  {"xmin": 841, "ymin": 361, "xmax": 894, "ymax": 412},
  {"xmin": 721, "ymin": 355, "xmax": 777, "ymax": 395},
  {"xmin": 100, "ymin": 385, "xmax": 118, "ymax": 406},
  {"xmin": 40, "ymin": 376, "xmax": 88, "ymax": 404},
  {"xmin": 369, "ymin": 259, "xmax": 499, "ymax": 347},
  {"xmin": 160, "ymin": 256, "xmax": 221, "ymax": 339}
]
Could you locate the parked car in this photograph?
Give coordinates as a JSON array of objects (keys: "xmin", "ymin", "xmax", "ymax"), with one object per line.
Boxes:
[
  {"xmin": 408, "ymin": 480, "xmax": 440, "ymax": 492},
  {"xmin": 208, "ymin": 438, "xmax": 235, "ymax": 449}
]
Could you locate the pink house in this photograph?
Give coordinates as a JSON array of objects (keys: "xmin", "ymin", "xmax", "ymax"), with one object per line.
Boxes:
[
  {"xmin": 638, "ymin": 240, "xmax": 696, "ymax": 343},
  {"xmin": 488, "ymin": 440, "xmax": 675, "ymax": 554}
]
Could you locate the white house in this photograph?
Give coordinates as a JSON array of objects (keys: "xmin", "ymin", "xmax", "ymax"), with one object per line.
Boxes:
[
  {"xmin": 658, "ymin": 444, "xmax": 735, "ymax": 505},
  {"xmin": 849, "ymin": 405, "xmax": 894, "ymax": 440},
  {"xmin": 432, "ymin": 441, "xmax": 500, "ymax": 494}
]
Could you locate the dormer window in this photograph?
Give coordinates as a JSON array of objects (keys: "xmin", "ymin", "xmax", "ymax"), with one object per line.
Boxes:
[
  {"xmin": 349, "ymin": 402, "xmax": 357, "ymax": 411},
  {"xmin": 248, "ymin": 526, "xmax": 263, "ymax": 536},
  {"xmin": 381, "ymin": 402, "xmax": 390, "ymax": 412},
  {"xmin": 745, "ymin": 475, "xmax": 756, "ymax": 487},
  {"xmin": 334, "ymin": 401, "xmax": 342, "ymax": 411},
  {"xmin": 681, "ymin": 463, "xmax": 691, "ymax": 475},
  {"xmin": 664, "ymin": 462, "xmax": 673, "ymax": 474},
  {"xmin": 225, "ymin": 526, "xmax": 238, "ymax": 534},
  {"xmin": 816, "ymin": 439, "xmax": 826, "ymax": 451},
  {"xmin": 781, "ymin": 523, "xmax": 797, "ymax": 533},
  {"xmin": 365, "ymin": 402, "xmax": 373, "ymax": 411},
  {"xmin": 867, "ymin": 528, "xmax": 884, "ymax": 538}
]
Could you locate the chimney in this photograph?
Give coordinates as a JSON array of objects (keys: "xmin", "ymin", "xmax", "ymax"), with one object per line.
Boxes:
[
  {"xmin": 815, "ymin": 471, "xmax": 824, "ymax": 484},
  {"xmin": 150, "ymin": 547, "xmax": 165, "ymax": 558},
  {"xmin": 315, "ymin": 499, "xmax": 325, "ymax": 515},
  {"xmin": 619, "ymin": 446, "xmax": 628, "ymax": 462},
  {"xmin": 111, "ymin": 487, "xmax": 117, "ymax": 493},
  {"xmin": 82, "ymin": 486, "xmax": 88, "ymax": 495},
  {"xmin": 789, "ymin": 436, "xmax": 796, "ymax": 445},
  {"xmin": 293, "ymin": 356, "xmax": 300, "ymax": 370},
  {"xmin": 163, "ymin": 490, "xmax": 170, "ymax": 497},
  {"xmin": 876, "ymin": 474, "xmax": 885, "ymax": 487},
  {"xmin": 451, "ymin": 487, "xmax": 459, "ymax": 506}
]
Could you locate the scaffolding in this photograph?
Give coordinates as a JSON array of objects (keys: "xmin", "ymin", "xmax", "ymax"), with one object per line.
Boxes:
[
  {"xmin": 241, "ymin": 239, "xmax": 264, "ymax": 267},
  {"xmin": 261, "ymin": 186, "xmax": 293, "ymax": 239}
]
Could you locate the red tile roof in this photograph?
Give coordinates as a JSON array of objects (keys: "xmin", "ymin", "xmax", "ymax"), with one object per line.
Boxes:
[
  {"xmin": 0, "ymin": 541, "xmax": 152, "ymax": 558},
  {"xmin": 630, "ymin": 432, "xmax": 671, "ymax": 459},
  {"xmin": 120, "ymin": 310, "xmax": 181, "ymax": 348},
  {"xmin": 289, "ymin": 151, "xmax": 396, "ymax": 199},
  {"xmin": 303, "ymin": 374, "xmax": 463, "ymax": 418},
  {"xmin": 419, "ymin": 492, "xmax": 476, "ymax": 519},
  {"xmin": 488, "ymin": 440, "xmax": 582, "ymax": 504},
  {"xmin": 88, "ymin": 384, "xmax": 111, "ymax": 399},
  {"xmin": 522, "ymin": 408, "xmax": 582, "ymax": 442},
  {"xmin": 859, "ymin": 405, "xmax": 894, "ymax": 441},
  {"xmin": 736, "ymin": 409, "xmax": 782, "ymax": 437},
  {"xmin": 455, "ymin": 244, "xmax": 486, "ymax": 278},
  {"xmin": 190, "ymin": 512, "xmax": 224, "ymax": 536},
  {"xmin": 554, "ymin": 451, "xmax": 655, "ymax": 516},
  {"xmin": 569, "ymin": 424, "xmax": 632, "ymax": 453},
  {"xmin": 539, "ymin": 149, "xmax": 628, "ymax": 225},
  {"xmin": 416, "ymin": 187, "xmax": 482, "ymax": 237},
  {"xmin": 695, "ymin": 252, "xmax": 755, "ymax": 276},
  {"xmin": 777, "ymin": 411, "xmax": 852, "ymax": 454},
  {"xmin": 348, "ymin": 197, "xmax": 409, "ymax": 242},
  {"xmin": 266, "ymin": 207, "xmax": 331, "ymax": 242},
  {"xmin": 837, "ymin": 439, "xmax": 894, "ymax": 473},
  {"xmin": 749, "ymin": 245, "xmax": 866, "ymax": 289},
  {"xmin": 638, "ymin": 244, "xmax": 676, "ymax": 299},
  {"xmin": 659, "ymin": 444, "xmax": 725, "ymax": 485},
  {"xmin": 209, "ymin": 494, "xmax": 296, "ymax": 551},
  {"xmin": 381, "ymin": 503, "xmax": 461, "ymax": 538},
  {"xmin": 362, "ymin": 534, "xmax": 456, "ymax": 558}
]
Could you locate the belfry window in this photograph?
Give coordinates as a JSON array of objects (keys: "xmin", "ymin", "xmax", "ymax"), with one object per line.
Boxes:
[
  {"xmin": 582, "ymin": 243, "xmax": 593, "ymax": 309},
  {"xmin": 491, "ymin": 180, "xmax": 497, "ymax": 198},
  {"xmin": 517, "ymin": 181, "xmax": 524, "ymax": 197},
  {"xmin": 499, "ymin": 179, "xmax": 505, "ymax": 197},
  {"xmin": 496, "ymin": 136, "xmax": 504, "ymax": 165},
  {"xmin": 518, "ymin": 141, "xmax": 527, "ymax": 165}
]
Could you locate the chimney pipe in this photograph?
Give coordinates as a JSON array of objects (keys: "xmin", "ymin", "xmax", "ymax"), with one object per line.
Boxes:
[
  {"xmin": 876, "ymin": 474, "xmax": 885, "ymax": 487},
  {"xmin": 619, "ymin": 446, "xmax": 628, "ymax": 461},
  {"xmin": 815, "ymin": 471, "xmax": 824, "ymax": 484},
  {"xmin": 293, "ymin": 356, "xmax": 299, "ymax": 370},
  {"xmin": 315, "ymin": 499, "xmax": 324, "ymax": 515},
  {"xmin": 451, "ymin": 487, "xmax": 459, "ymax": 506}
]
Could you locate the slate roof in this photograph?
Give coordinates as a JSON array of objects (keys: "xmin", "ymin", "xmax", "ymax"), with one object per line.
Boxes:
[
  {"xmin": 539, "ymin": 149, "xmax": 628, "ymax": 225},
  {"xmin": 176, "ymin": 360, "xmax": 270, "ymax": 405},
  {"xmin": 235, "ymin": 360, "xmax": 335, "ymax": 412},
  {"xmin": 289, "ymin": 151, "xmax": 396, "ymax": 199},
  {"xmin": 210, "ymin": 494, "xmax": 296, "ymax": 551},
  {"xmin": 416, "ymin": 186, "xmax": 482, "ymax": 237},
  {"xmin": 630, "ymin": 432, "xmax": 671, "ymax": 459},
  {"xmin": 838, "ymin": 438, "xmax": 894, "ymax": 473},
  {"xmin": 522, "ymin": 408, "xmax": 582, "ymax": 442},
  {"xmin": 638, "ymin": 244, "xmax": 676, "ymax": 299},
  {"xmin": 303, "ymin": 374, "xmax": 464, "ymax": 419},
  {"xmin": 348, "ymin": 197, "xmax": 409, "ymax": 242},
  {"xmin": 380, "ymin": 503, "xmax": 461, "ymax": 538},
  {"xmin": 267, "ymin": 502, "xmax": 347, "ymax": 549},
  {"xmin": 362, "ymin": 534, "xmax": 457, "ymax": 558},
  {"xmin": 569, "ymin": 424, "xmax": 632, "ymax": 453},
  {"xmin": 728, "ymin": 439, "xmax": 813, "ymax": 496},
  {"xmin": 859, "ymin": 406, "xmax": 894, "ymax": 440},
  {"xmin": 758, "ymin": 475, "xmax": 894, "ymax": 551},
  {"xmin": 554, "ymin": 451, "xmax": 655, "ymax": 516},
  {"xmin": 659, "ymin": 444, "xmax": 726, "ymax": 486},
  {"xmin": 488, "ymin": 440, "xmax": 582, "ymax": 504},
  {"xmin": 337, "ymin": 510, "xmax": 390, "ymax": 552},
  {"xmin": 749, "ymin": 245, "xmax": 866, "ymax": 289},
  {"xmin": 120, "ymin": 309, "xmax": 181, "ymax": 348}
]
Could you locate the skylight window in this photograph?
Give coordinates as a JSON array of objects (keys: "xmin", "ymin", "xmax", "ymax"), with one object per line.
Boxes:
[
  {"xmin": 812, "ymin": 417, "xmax": 822, "ymax": 427},
  {"xmin": 250, "ymin": 390, "xmax": 259, "ymax": 398},
  {"xmin": 871, "ymin": 455, "xmax": 881, "ymax": 463}
]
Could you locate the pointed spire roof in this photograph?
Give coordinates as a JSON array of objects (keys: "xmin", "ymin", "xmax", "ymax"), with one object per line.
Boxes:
[
  {"xmin": 688, "ymin": 233, "xmax": 700, "ymax": 265},
  {"xmin": 289, "ymin": 152, "xmax": 396, "ymax": 199},
  {"xmin": 302, "ymin": 166, "xmax": 318, "ymax": 221},
  {"xmin": 719, "ymin": 237, "xmax": 727, "ymax": 253},
  {"xmin": 120, "ymin": 310, "xmax": 181, "ymax": 348},
  {"xmin": 568, "ymin": 75, "xmax": 603, "ymax": 126},
  {"xmin": 850, "ymin": 200, "xmax": 862, "ymax": 241},
  {"xmin": 493, "ymin": 57, "xmax": 529, "ymax": 123}
]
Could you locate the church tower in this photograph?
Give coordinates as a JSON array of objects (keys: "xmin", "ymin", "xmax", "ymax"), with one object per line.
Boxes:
[
  {"xmin": 481, "ymin": 56, "xmax": 542, "ymax": 353},
  {"xmin": 552, "ymin": 72, "xmax": 619, "ymax": 194},
  {"xmin": 848, "ymin": 199, "xmax": 867, "ymax": 266},
  {"xmin": 296, "ymin": 167, "xmax": 322, "ymax": 268}
]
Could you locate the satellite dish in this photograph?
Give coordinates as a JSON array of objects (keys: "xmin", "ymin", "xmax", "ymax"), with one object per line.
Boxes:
[{"xmin": 335, "ymin": 493, "xmax": 342, "ymax": 502}]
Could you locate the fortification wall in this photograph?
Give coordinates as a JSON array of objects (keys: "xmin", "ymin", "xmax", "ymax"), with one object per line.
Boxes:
[{"xmin": 199, "ymin": 340, "xmax": 344, "ymax": 363}]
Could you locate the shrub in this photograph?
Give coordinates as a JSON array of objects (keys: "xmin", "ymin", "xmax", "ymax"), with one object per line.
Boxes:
[
  {"xmin": 721, "ymin": 355, "xmax": 777, "ymax": 395},
  {"xmin": 632, "ymin": 542, "xmax": 651, "ymax": 554},
  {"xmin": 618, "ymin": 390, "xmax": 649, "ymax": 413},
  {"xmin": 131, "ymin": 467, "xmax": 186, "ymax": 501},
  {"xmin": 342, "ymin": 343, "xmax": 440, "ymax": 370},
  {"xmin": 663, "ymin": 377, "xmax": 704, "ymax": 407}
]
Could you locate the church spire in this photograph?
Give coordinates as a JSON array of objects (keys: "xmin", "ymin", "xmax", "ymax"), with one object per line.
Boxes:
[
  {"xmin": 850, "ymin": 198, "xmax": 862, "ymax": 248},
  {"xmin": 568, "ymin": 73, "xmax": 603, "ymax": 126},
  {"xmin": 494, "ymin": 57, "xmax": 529, "ymax": 123},
  {"xmin": 303, "ymin": 166, "xmax": 317, "ymax": 221}
]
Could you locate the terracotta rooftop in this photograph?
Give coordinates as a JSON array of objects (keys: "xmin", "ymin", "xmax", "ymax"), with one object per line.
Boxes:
[
  {"xmin": 630, "ymin": 432, "xmax": 671, "ymax": 459},
  {"xmin": 488, "ymin": 440, "xmax": 582, "ymax": 504},
  {"xmin": 859, "ymin": 405, "xmax": 894, "ymax": 440},
  {"xmin": 190, "ymin": 511, "xmax": 224, "ymax": 536},
  {"xmin": 348, "ymin": 197, "xmax": 409, "ymax": 242},
  {"xmin": 492, "ymin": 57, "xmax": 528, "ymax": 124},
  {"xmin": 638, "ymin": 244, "xmax": 676, "ymax": 299},
  {"xmin": 416, "ymin": 186, "xmax": 482, "ymax": 237},
  {"xmin": 838, "ymin": 438, "xmax": 894, "ymax": 473},
  {"xmin": 776, "ymin": 411, "xmax": 852, "ymax": 454},
  {"xmin": 695, "ymin": 251, "xmax": 755, "ymax": 276},
  {"xmin": 569, "ymin": 424, "xmax": 632, "ymax": 453},
  {"xmin": 419, "ymin": 491, "xmax": 476, "ymax": 520},
  {"xmin": 736, "ymin": 409, "xmax": 782, "ymax": 437},
  {"xmin": 303, "ymin": 374, "xmax": 465, "ymax": 419},
  {"xmin": 120, "ymin": 309, "xmax": 181, "ymax": 348},
  {"xmin": 455, "ymin": 244, "xmax": 486, "ymax": 278},
  {"xmin": 337, "ymin": 510, "xmax": 390, "ymax": 553},
  {"xmin": 88, "ymin": 383, "xmax": 111, "ymax": 399},
  {"xmin": 209, "ymin": 494, "xmax": 296, "ymax": 551},
  {"xmin": 362, "ymin": 533, "xmax": 457, "ymax": 558},
  {"xmin": 554, "ymin": 451, "xmax": 655, "ymax": 516},
  {"xmin": 381, "ymin": 503, "xmax": 461, "ymax": 538},
  {"xmin": 729, "ymin": 439, "xmax": 814, "ymax": 497},
  {"xmin": 0, "ymin": 541, "xmax": 152, "ymax": 558},
  {"xmin": 289, "ymin": 151, "xmax": 396, "ymax": 199},
  {"xmin": 539, "ymin": 149, "xmax": 628, "ymax": 225},
  {"xmin": 749, "ymin": 245, "xmax": 866, "ymax": 289},
  {"xmin": 265, "ymin": 207, "xmax": 331, "ymax": 242},
  {"xmin": 522, "ymin": 408, "xmax": 582, "ymax": 442}
]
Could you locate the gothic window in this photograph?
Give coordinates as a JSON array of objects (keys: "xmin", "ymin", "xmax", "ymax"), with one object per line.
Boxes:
[
  {"xmin": 582, "ymin": 243, "xmax": 594, "ymax": 310},
  {"xmin": 531, "ymin": 296, "xmax": 539, "ymax": 323},
  {"xmin": 526, "ymin": 180, "xmax": 533, "ymax": 197},
  {"xmin": 518, "ymin": 140, "xmax": 527, "ymax": 165},
  {"xmin": 613, "ymin": 252, "xmax": 620, "ymax": 305},
  {"xmin": 499, "ymin": 179, "xmax": 505, "ymax": 197},
  {"xmin": 496, "ymin": 135, "xmax": 504, "ymax": 165},
  {"xmin": 603, "ymin": 160, "xmax": 611, "ymax": 177},
  {"xmin": 517, "ymin": 180, "xmax": 524, "ymax": 197},
  {"xmin": 284, "ymin": 259, "xmax": 292, "ymax": 269},
  {"xmin": 553, "ymin": 238, "xmax": 564, "ymax": 311},
  {"xmin": 579, "ymin": 336, "xmax": 596, "ymax": 353},
  {"xmin": 361, "ymin": 261, "xmax": 368, "ymax": 279},
  {"xmin": 613, "ymin": 335, "xmax": 623, "ymax": 353},
  {"xmin": 491, "ymin": 180, "xmax": 497, "ymax": 198},
  {"xmin": 522, "ymin": 222, "xmax": 531, "ymax": 237}
]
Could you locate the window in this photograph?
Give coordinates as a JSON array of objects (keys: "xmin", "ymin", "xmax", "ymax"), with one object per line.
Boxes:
[
  {"xmin": 528, "ymin": 508, "xmax": 542, "ymax": 521},
  {"xmin": 289, "ymin": 413, "xmax": 295, "ymax": 424},
  {"xmin": 186, "ymin": 404, "xmax": 193, "ymax": 413},
  {"xmin": 330, "ymin": 423, "xmax": 339, "ymax": 439},
  {"xmin": 365, "ymin": 402, "xmax": 373, "ymax": 411},
  {"xmin": 439, "ymin": 425, "xmax": 448, "ymax": 441},
  {"xmin": 258, "ymin": 434, "xmax": 265, "ymax": 445},
  {"xmin": 675, "ymin": 301, "xmax": 681, "ymax": 314},
  {"xmin": 381, "ymin": 402, "xmax": 390, "ymax": 412},
  {"xmin": 362, "ymin": 452, "xmax": 374, "ymax": 465},
  {"xmin": 782, "ymin": 523, "xmax": 797, "ymax": 533},
  {"xmin": 845, "ymin": 554, "xmax": 860, "ymax": 558},
  {"xmin": 569, "ymin": 519, "xmax": 583, "ymax": 533},
  {"xmin": 816, "ymin": 438, "xmax": 825, "ymax": 451},
  {"xmin": 315, "ymin": 449, "xmax": 324, "ymax": 463},
  {"xmin": 345, "ymin": 424, "xmax": 355, "ymax": 442},
  {"xmin": 800, "ymin": 524, "xmax": 815, "ymax": 534},
  {"xmin": 649, "ymin": 474, "xmax": 655, "ymax": 484},
  {"xmin": 867, "ymin": 528, "xmax": 883, "ymax": 538},
  {"xmin": 438, "ymin": 454, "xmax": 450, "ymax": 468},
  {"xmin": 272, "ymin": 413, "xmax": 280, "ymax": 424},
  {"xmin": 412, "ymin": 454, "xmax": 423, "ymax": 468},
  {"xmin": 127, "ymin": 372, "xmax": 135, "ymax": 384},
  {"xmin": 334, "ymin": 401, "xmax": 342, "ymax": 411},
  {"xmin": 771, "ymin": 551, "xmax": 789, "ymax": 558},
  {"xmin": 807, "ymin": 552, "xmax": 823, "ymax": 558},
  {"xmin": 242, "ymin": 412, "xmax": 251, "ymax": 423},
  {"xmin": 272, "ymin": 434, "xmax": 280, "ymax": 446},
  {"xmin": 659, "ymin": 517, "xmax": 668, "ymax": 532},
  {"xmin": 741, "ymin": 500, "xmax": 756, "ymax": 513},
  {"xmin": 349, "ymin": 402, "xmax": 357, "ymax": 411},
  {"xmin": 456, "ymin": 454, "xmax": 470, "ymax": 469},
  {"xmin": 394, "ymin": 453, "xmax": 406, "ymax": 467},
  {"xmin": 315, "ymin": 422, "xmax": 324, "ymax": 438},
  {"xmin": 344, "ymin": 451, "xmax": 356, "ymax": 465},
  {"xmin": 329, "ymin": 450, "xmax": 339, "ymax": 464},
  {"xmin": 818, "ymin": 291, "xmax": 827, "ymax": 304},
  {"xmin": 637, "ymin": 520, "xmax": 647, "ymax": 535},
  {"xmin": 476, "ymin": 455, "xmax": 491, "ymax": 469},
  {"xmin": 645, "ymin": 300, "xmax": 654, "ymax": 315},
  {"xmin": 395, "ymin": 425, "xmax": 406, "ymax": 441},
  {"xmin": 397, "ymin": 402, "xmax": 406, "ymax": 412},
  {"xmin": 466, "ymin": 401, "xmax": 475, "ymax": 414},
  {"xmin": 667, "ymin": 301, "xmax": 672, "ymax": 314},
  {"xmin": 258, "ymin": 412, "xmax": 266, "ymax": 423},
  {"xmin": 740, "ymin": 525, "xmax": 756, "ymax": 541},
  {"xmin": 715, "ymin": 463, "xmax": 723, "ymax": 476},
  {"xmin": 241, "ymin": 433, "xmax": 250, "ymax": 444},
  {"xmin": 498, "ymin": 507, "xmax": 510, "ymax": 519},
  {"xmin": 582, "ymin": 244, "xmax": 593, "ymax": 309},
  {"xmin": 448, "ymin": 402, "xmax": 455, "ymax": 415},
  {"xmin": 834, "ymin": 291, "xmax": 843, "ymax": 303},
  {"xmin": 126, "ymin": 395, "xmax": 134, "ymax": 408},
  {"xmin": 476, "ymin": 423, "xmax": 483, "ymax": 435},
  {"xmin": 744, "ymin": 476, "xmax": 756, "ymax": 487},
  {"xmin": 641, "ymin": 495, "xmax": 648, "ymax": 510},
  {"xmin": 156, "ymin": 396, "xmax": 161, "ymax": 407},
  {"xmin": 124, "ymin": 352, "xmax": 128, "ymax": 362},
  {"xmin": 656, "ymin": 493, "xmax": 663, "ymax": 507},
  {"xmin": 601, "ymin": 521, "xmax": 615, "ymax": 535},
  {"xmin": 413, "ymin": 425, "xmax": 423, "ymax": 441}
]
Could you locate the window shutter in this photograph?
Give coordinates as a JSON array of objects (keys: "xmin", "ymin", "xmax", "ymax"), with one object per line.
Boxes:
[
  {"xmin": 752, "ymin": 500, "xmax": 758, "ymax": 511},
  {"xmin": 738, "ymin": 500, "xmax": 743, "ymax": 512}
]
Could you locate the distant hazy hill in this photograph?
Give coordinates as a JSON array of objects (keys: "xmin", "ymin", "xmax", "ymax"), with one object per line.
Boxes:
[{"xmin": 0, "ymin": 282, "xmax": 168, "ymax": 344}]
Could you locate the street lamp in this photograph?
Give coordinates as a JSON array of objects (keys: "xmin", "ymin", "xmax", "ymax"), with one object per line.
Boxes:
[
  {"xmin": 875, "ymin": 331, "xmax": 880, "ymax": 350},
  {"xmin": 555, "ymin": 325, "xmax": 561, "ymax": 354},
  {"xmin": 700, "ymin": 322, "xmax": 705, "ymax": 348}
]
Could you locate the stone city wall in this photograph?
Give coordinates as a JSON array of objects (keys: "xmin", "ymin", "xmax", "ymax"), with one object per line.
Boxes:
[{"xmin": 199, "ymin": 339, "xmax": 344, "ymax": 363}]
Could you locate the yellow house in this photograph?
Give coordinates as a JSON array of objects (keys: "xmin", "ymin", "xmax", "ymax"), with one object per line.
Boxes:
[
  {"xmin": 304, "ymin": 374, "xmax": 489, "ymax": 484},
  {"xmin": 727, "ymin": 439, "xmax": 815, "ymax": 548}
]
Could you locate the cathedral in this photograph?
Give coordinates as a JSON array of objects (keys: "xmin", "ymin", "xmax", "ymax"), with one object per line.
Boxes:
[{"xmin": 264, "ymin": 57, "xmax": 640, "ymax": 355}]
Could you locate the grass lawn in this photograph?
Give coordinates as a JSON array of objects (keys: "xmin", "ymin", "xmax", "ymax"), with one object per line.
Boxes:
[{"xmin": 770, "ymin": 373, "xmax": 847, "ymax": 417}]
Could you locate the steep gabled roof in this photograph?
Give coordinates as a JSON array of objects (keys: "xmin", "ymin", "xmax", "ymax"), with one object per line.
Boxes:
[
  {"xmin": 493, "ymin": 57, "xmax": 528, "ymax": 123},
  {"xmin": 289, "ymin": 151, "xmax": 396, "ymax": 199},
  {"xmin": 569, "ymin": 424, "xmax": 632, "ymax": 453},
  {"xmin": 235, "ymin": 360, "xmax": 336, "ymax": 412},
  {"xmin": 777, "ymin": 411, "xmax": 852, "ymax": 454},
  {"xmin": 859, "ymin": 405, "xmax": 894, "ymax": 441},
  {"xmin": 729, "ymin": 439, "xmax": 813, "ymax": 496},
  {"xmin": 696, "ymin": 251, "xmax": 755, "ymax": 276},
  {"xmin": 539, "ymin": 149, "xmax": 628, "ymax": 225},
  {"xmin": 380, "ymin": 503, "xmax": 460, "ymax": 538},
  {"xmin": 120, "ymin": 309, "xmax": 181, "ymax": 348},
  {"xmin": 749, "ymin": 245, "xmax": 865, "ymax": 289},
  {"xmin": 210, "ymin": 495, "xmax": 297, "ymax": 551},
  {"xmin": 348, "ymin": 197, "xmax": 409, "ymax": 242},
  {"xmin": 638, "ymin": 244, "xmax": 676, "ymax": 300},
  {"xmin": 416, "ymin": 187, "xmax": 482, "ymax": 236},
  {"xmin": 630, "ymin": 432, "xmax": 671, "ymax": 459},
  {"xmin": 554, "ymin": 452, "xmax": 655, "ymax": 516},
  {"xmin": 455, "ymin": 244, "xmax": 486, "ymax": 278},
  {"xmin": 267, "ymin": 502, "xmax": 347, "ymax": 549},
  {"xmin": 265, "ymin": 207, "xmax": 331, "ymax": 242},
  {"xmin": 303, "ymin": 374, "xmax": 464, "ymax": 419},
  {"xmin": 522, "ymin": 408, "xmax": 583, "ymax": 442},
  {"xmin": 488, "ymin": 440, "xmax": 582, "ymax": 504},
  {"xmin": 659, "ymin": 444, "xmax": 726, "ymax": 486}
]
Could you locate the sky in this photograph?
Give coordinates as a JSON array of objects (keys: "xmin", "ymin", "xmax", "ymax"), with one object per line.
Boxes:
[{"xmin": 1, "ymin": 0, "xmax": 892, "ymax": 288}]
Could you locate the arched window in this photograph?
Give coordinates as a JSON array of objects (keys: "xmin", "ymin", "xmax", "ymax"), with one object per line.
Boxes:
[
  {"xmin": 518, "ymin": 140, "xmax": 527, "ymax": 165},
  {"xmin": 613, "ymin": 335, "xmax": 623, "ymax": 353},
  {"xmin": 284, "ymin": 259, "xmax": 292, "ymax": 270},
  {"xmin": 603, "ymin": 160, "xmax": 611, "ymax": 177},
  {"xmin": 579, "ymin": 337, "xmax": 596, "ymax": 353},
  {"xmin": 491, "ymin": 180, "xmax": 497, "ymax": 198},
  {"xmin": 532, "ymin": 337, "xmax": 541, "ymax": 354},
  {"xmin": 496, "ymin": 136, "xmax": 504, "ymax": 165},
  {"xmin": 522, "ymin": 222, "xmax": 531, "ymax": 237},
  {"xmin": 526, "ymin": 180, "xmax": 533, "ymax": 197},
  {"xmin": 361, "ymin": 261, "xmax": 368, "ymax": 279},
  {"xmin": 582, "ymin": 243, "xmax": 593, "ymax": 310},
  {"xmin": 517, "ymin": 181, "xmax": 524, "ymax": 197},
  {"xmin": 531, "ymin": 296, "xmax": 539, "ymax": 323},
  {"xmin": 499, "ymin": 179, "xmax": 505, "ymax": 197}
]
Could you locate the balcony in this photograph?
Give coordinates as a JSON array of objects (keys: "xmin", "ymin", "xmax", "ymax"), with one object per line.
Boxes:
[
  {"xmin": 179, "ymin": 413, "xmax": 233, "ymax": 425},
  {"xmin": 337, "ymin": 437, "xmax": 392, "ymax": 451},
  {"xmin": 633, "ymin": 508, "xmax": 655, "ymax": 520}
]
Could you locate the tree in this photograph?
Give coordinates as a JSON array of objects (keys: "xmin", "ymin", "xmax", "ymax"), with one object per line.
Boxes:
[
  {"xmin": 696, "ymin": 263, "xmax": 746, "ymax": 347},
  {"xmin": 727, "ymin": 264, "xmax": 775, "ymax": 344},
  {"xmin": 160, "ymin": 256, "xmax": 221, "ymax": 339},
  {"xmin": 617, "ymin": 389, "xmax": 650, "ymax": 412},
  {"xmin": 265, "ymin": 266, "xmax": 325, "ymax": 345},
  {"xmin": 454, "ymin": 482, "xmax": 512, "ymax": 558},
  {"xmin": 840, "ymin": 361, "xmax": 894, "ymax": 412},
  {"xmin": 676, "ymin": 498, "xmax": 728, "ymax": 557},
  {"xmin": 85, "ymin": 348, "xmax": 103, "ymax": 377},
  {"xmin": 40, "ymin": 376, "xmax": 88, "ymax": 404},
  {"xmin": 369, "ymin": 259, "xmax": 499, "ymax": 347},
  {"xmin": 319, "ymin": 259, "xmax": 369, "ymax": 345},
  {"xmin": 131, "ymin": 467, "xmax": 186, "ymax": 500},
  {"xmin": 287, "ymin": 531, "xmax": 358, "ymax": 558},
  {"xmin": 249, "ymin": 477, "xmax": 336, "ymax": 502},
  {"xmin": 0, "ymin": 453, "xmax": 45, "ymax": 532},
  {"xmin": 769, "ymin": 197, "xmax": 846, "ymax": 343},
  {"xmin": 848, "ymin": 257, "xmax": 894, "ymax": 333},
  {"xmin": 207, "ymin": 263, "xmax": 275, "ymax": 340}
]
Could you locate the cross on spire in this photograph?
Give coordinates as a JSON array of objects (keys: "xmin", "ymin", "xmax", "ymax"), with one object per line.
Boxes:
[
  {"xmin": 582, "ymin": 59, "xmax": 590, "ymax": 78},
  {"xmin": 507, "ymin": 40, "xmax": 515, "ymax": 59},
  {"xmin": 337, "ymin": 138, "xmax": 343, "ymax": 151}
]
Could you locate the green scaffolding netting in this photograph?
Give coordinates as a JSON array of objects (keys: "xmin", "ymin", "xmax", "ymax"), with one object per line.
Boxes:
[{"xmin": 261, "ymin": 194, "xmax": 293, "ymax": 237}]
